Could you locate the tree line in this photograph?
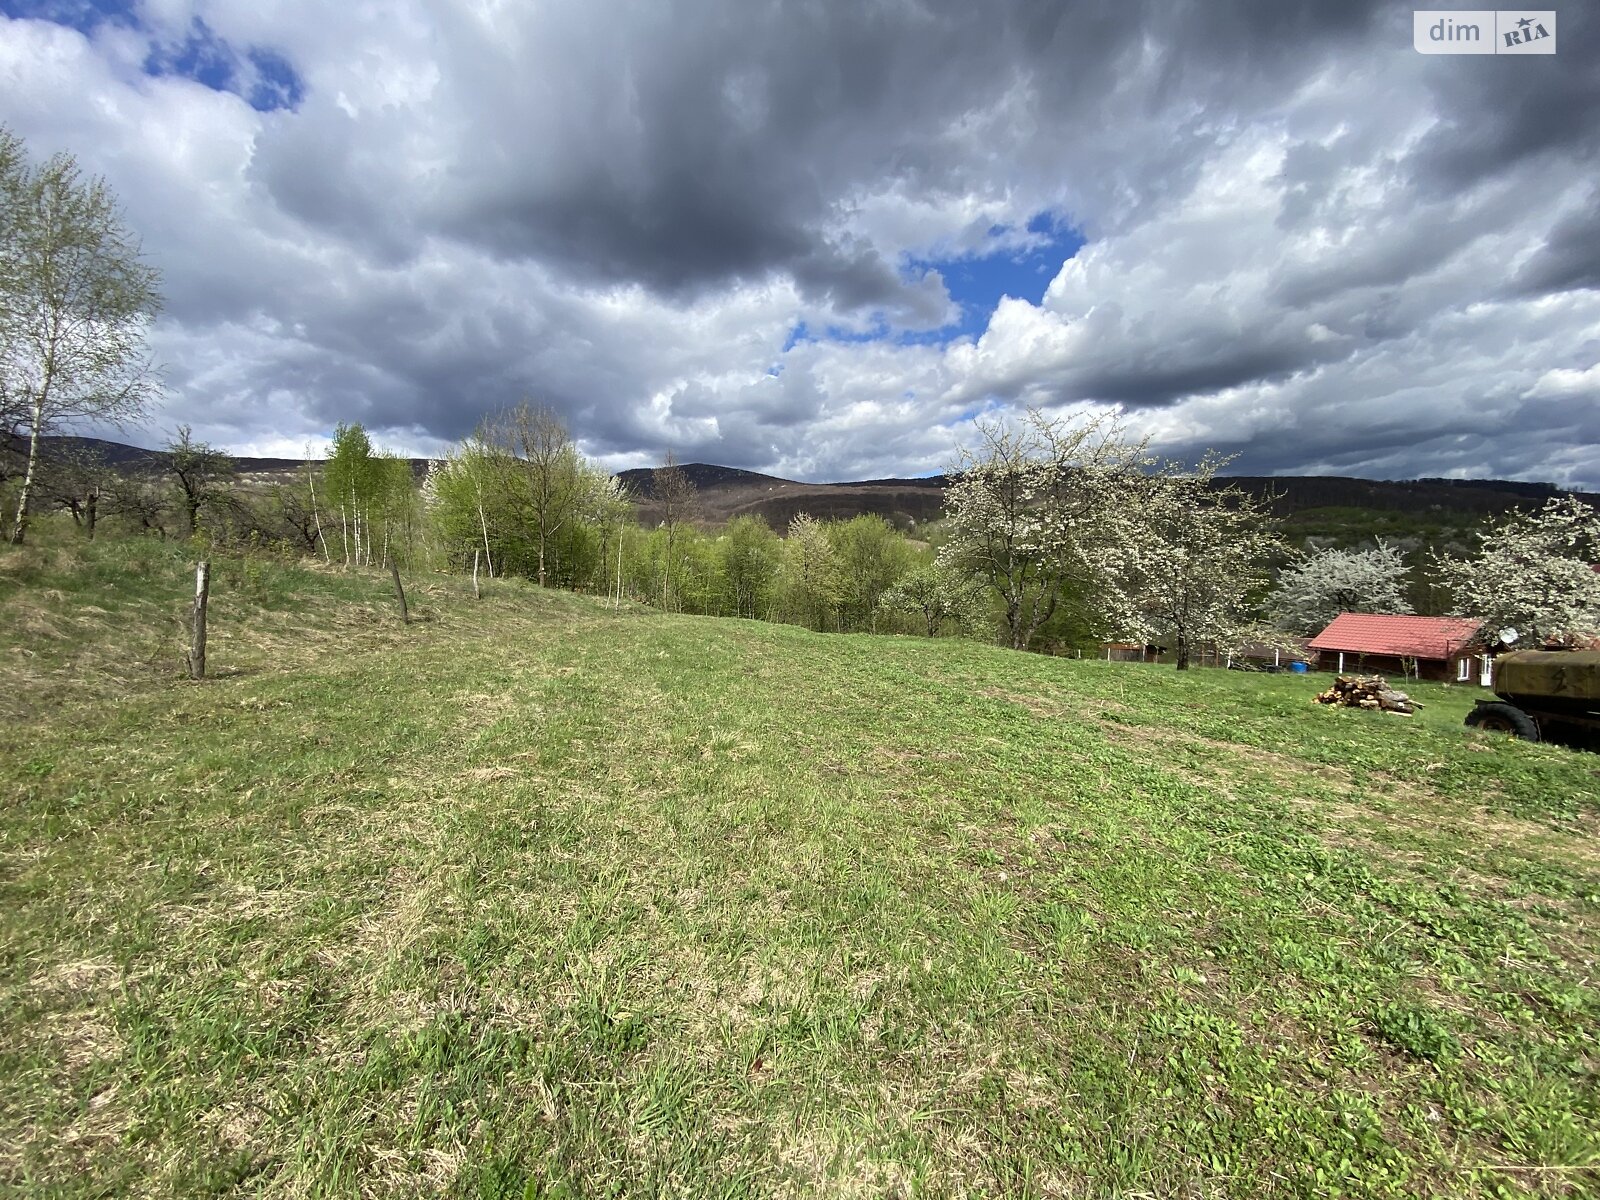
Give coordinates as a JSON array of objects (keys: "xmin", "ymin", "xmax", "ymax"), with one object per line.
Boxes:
[
  {"xmin": 14, "ymin": 399, "xmax": 1596, "ymax": 665},
  {"xmin": 422, "ymin": 403, "xmax": 980, "ymax": 637},
  {"xmin": 4, "ymin": 123, "xmax": 1596, "ymax": 659}
]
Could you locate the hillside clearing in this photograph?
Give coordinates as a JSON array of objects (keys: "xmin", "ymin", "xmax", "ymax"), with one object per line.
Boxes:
[{"xmin": 2, "ymin": 537, "xmax": 1598, "ymax": 1198}]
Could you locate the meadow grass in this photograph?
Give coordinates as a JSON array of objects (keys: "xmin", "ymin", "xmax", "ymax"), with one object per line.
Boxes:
[{"xmin": 1, "ymin": 528, "xmax": 1597, "ymax": 1198}]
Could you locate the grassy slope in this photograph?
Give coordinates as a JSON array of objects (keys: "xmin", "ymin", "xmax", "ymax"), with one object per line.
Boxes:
[{"xmin": 1, "ymin": 532, "xmax": 1598, "ymax": 1199}]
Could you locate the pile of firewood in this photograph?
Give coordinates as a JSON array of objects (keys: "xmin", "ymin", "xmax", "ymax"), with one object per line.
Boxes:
[{"xmin": 1313, "ymin": 675, "xmax": 1422, "ymax": 716}]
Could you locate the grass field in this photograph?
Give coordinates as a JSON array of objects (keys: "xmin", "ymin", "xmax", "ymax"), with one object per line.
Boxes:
[{"xmin": 2, "ymin": 531, "xmax": 1598, "ymax": 1198}]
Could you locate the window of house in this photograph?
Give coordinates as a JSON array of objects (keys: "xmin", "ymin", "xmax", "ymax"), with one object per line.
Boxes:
[{"xmin": 1457, "ymin": 657, "xmax": 1471, "ymax": 681}]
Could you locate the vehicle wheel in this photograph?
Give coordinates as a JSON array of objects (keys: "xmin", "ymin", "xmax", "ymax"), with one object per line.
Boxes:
[{"xmin": 1465, "ymin": 702, "xmax": 1540, "ymax": 741}]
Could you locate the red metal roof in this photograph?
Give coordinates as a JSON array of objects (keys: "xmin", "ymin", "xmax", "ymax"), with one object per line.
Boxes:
[{"xmin": 1307, "ymin": 613, "xmax": 1483, "ymax": 660}]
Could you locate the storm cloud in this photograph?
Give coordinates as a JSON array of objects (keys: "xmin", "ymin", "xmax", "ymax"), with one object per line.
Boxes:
[{"xmin": 0, "ymin": 0, "xmax": 1596, "ymax": 485}]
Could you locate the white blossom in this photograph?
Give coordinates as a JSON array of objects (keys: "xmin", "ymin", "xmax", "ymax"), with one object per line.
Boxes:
[
  {"xmin": 1109, "ymin": 455, "xmax": 1286, "ymax": 669},
  {"xmin": 939, "ymin": 408, "xmax": 1153, "ymax": 651},
  {"xmin": 1435, "ymin": 497, "xmax": 1600, "ymax": 644},
  {"xmin": 1268, "ymin": 541, "xmax": 1413, "ymax": 635}
]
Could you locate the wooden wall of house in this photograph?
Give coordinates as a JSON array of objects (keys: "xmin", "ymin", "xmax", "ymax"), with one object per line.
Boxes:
[{"xmin": 1315, "ymin": 651, "xmax": 1461, "ymax": 682}]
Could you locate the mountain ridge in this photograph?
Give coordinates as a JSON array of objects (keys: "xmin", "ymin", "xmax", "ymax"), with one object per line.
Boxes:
[{"xmin": 16, "ymin": 436, "xmax": 1596, "ymax": 535}]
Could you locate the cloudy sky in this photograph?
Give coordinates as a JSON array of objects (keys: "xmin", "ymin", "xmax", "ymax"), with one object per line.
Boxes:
[{"xmin": 1, "ymin": 1, "xmax": 1596, "ymax": 485}]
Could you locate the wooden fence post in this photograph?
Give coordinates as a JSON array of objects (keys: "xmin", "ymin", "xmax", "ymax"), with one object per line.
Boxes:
[
  {"xmin": 188, "ymin": 560, "xmax": 210, "ymax": 680},
  {"xmin": 472, "ymin": 549, "xmax": 481, "ymax": 600},
  {"xmin": 389, "ymin": 557, "xmax": 410, "ymax": 623}
]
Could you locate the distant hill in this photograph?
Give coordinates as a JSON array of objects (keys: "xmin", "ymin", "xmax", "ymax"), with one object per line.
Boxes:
[
  {"xmin": 21, "ymin": 436, "xmax": 432, "ymax": 480},
  {"xmin": 616, "ymin": 463, "xmax": 796, "ymax": 495},
  {"xmin": 19, "ymin": 436, "xmax": 1596, "ymax": 541},
  {"xmin": 619, "ymin": 461, "xmax": 1597, "ymax": 539},
  {"xmin": 1222, "ymin": 475, "xmax": 1576, "ymax": 516},
  {"xmin": 617, "ymin": 463, "xmax": 951, "ymax": 529}
]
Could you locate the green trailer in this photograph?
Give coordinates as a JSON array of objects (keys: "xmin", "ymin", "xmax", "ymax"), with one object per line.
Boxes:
[{"xmin": 1465, "ymin": 650, "xmax": 1600, "ymax": 746}]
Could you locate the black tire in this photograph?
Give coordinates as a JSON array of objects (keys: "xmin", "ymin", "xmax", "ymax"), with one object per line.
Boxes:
[{"xmin": 1465, "ymin": 702, "xmax": 1540, "ymax": 742}]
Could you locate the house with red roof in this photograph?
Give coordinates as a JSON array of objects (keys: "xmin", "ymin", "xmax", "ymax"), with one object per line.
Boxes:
[{"xmin": 1307, "ymin": 613, "xmax": 1490, "ymax": 684}]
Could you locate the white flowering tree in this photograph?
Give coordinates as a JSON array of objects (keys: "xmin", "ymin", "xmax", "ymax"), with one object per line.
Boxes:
[
  {"xmin": 939, "ymin": 408, "xmax": 1150, "ymax": 651},
  {"xmin": 1268, "ymin": 541, "xmax": 1413, "ymax": 635},
  {"xmin": 1111, "ymin": 456, "xmax": 1285, "ymax": 670},
  {"xmin": 878, "ymin": 562, "xmax": 989, "ymax": 637},
  {"xmin": 588, "ymin": 472, "xmax": 633, "ymax": 607},
  {"xmin": 778, "ymin": 513, "xmax": 844, "ymax": 631},
  {"xmin": 1435, "ymin": 496, "xmax": 1600, "ymax": 644}
]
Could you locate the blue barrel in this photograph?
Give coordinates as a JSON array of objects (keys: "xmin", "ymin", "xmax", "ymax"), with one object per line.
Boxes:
[{"xmin": 1289, "ymin": 661, "xmax": 1308, "ymax": 673}]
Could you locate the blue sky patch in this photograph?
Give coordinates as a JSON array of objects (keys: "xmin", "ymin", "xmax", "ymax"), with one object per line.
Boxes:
[
  {"xmin": 781, "ymin": 215, "xmax": 1084, "ymax": 353},
  {"xmin": 784, "ymin": 319, "xmax": 895, "ymax": 351},
  {"xmin": 908, "ymin": 215, "xmax": 1084, "ymax": 341},
  {"xmin": 2, "ymin": 1, "xmax": 304, "ymax": 112},
  {"xmin": 0, "ymin": 0, "xmax": 137, "ymax": 35},
  {"xmin": 245, "ymin": 46, "xmax": 305, "ymax": 112},
  {"xmin": 143, "ymin": 17, "xmax": 238, "ymax": 94}
]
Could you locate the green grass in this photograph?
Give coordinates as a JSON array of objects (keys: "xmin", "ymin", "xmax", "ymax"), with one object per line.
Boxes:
[{"xmin": 2, "ymin": 527, "xmax": 1598, "ymax": 1198}]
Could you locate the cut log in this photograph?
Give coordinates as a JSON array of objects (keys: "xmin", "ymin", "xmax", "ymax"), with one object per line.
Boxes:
[{"xmin": 1313, "ymin": 674, "xmax": 1422, "ymax": 715}]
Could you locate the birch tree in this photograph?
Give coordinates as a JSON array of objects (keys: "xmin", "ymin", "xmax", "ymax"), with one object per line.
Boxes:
[
  {"xmin": 512, "ymin": 403, "xmax": 583, "ymax": 587},
  {"xmin": 1434, "ymin": 496, "xmax": 1600, "ymax": 644},
  {"xmin": 325, "ymin": 422, "xmax": 378, "ymax": 566},
  {"xmin": 425, "ymin": 432, "xmax": 615, "ymax": 590},
  {"xmin": 302, "ymin": 443, "xmax": 330, "ymax": 561},
  {"xmin": 425, "ymin": 438, "xmax": 507, "ymax": 575},
  {"xmin": 1, "ymin": 127, "xmax": 162, "ymax": 544},
  {"xmin": 473, "ymin": 403, "xmax": 586, "ymax": 587},
  {"xmin": 588, "ymin": 471, "xmax": 633, "ymax": 604},
  {"xmin": 1267, "ymin": 541, "xmax": 1413, "ymax": 634},
  {"xmin": 939, "ymin": 408, "xmax": 1149, "ymax": 651},
  {"xmin": 653, "ymin": 451, "xmax": 699, "ymax": 610},
  {"xmin": 324, "ymin": 423, "xmax": 414, "ymax": 567}
]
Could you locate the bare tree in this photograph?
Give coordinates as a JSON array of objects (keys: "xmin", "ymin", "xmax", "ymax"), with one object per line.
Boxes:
[
  {"xmin": 100, "ymin": 471, "xmax": 173, "ymax": 538},
  {"xmin": 653, "ymin": 450, "xmax": 699, "ymax": 610},
  {"xmin": 35, "ymin": 440, "xmax": 110, "ymax": 536},
  {"xmin": 1, "ymin": 127, "xmax": 162, "ymax": 544},
  {"xmin": 166, "ymin": 425, "xmax": 235, "ymax": 537},
  {"xmin": 269, "ymin": 479, "xmax": 325, "ymax": 553}
]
